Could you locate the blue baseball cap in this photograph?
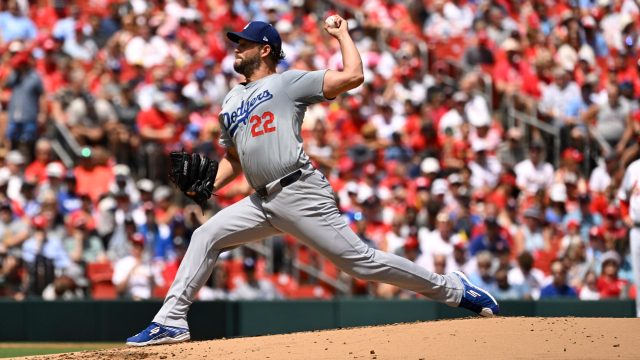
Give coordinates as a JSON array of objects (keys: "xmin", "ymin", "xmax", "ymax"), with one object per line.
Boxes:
[{"xmin": 227, "ymin": 21, "xmax": 285, "ymax": 60}]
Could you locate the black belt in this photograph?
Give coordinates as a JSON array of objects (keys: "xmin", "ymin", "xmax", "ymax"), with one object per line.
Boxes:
[{"xmin": 255, "ymin": 169, "xmax": 303, "ymax": 198}]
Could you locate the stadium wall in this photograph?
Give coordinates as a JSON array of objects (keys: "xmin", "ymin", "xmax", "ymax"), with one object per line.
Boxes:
[{"xmin": 0, "ymin": 299, "xmax": 635, "ymax": 341}]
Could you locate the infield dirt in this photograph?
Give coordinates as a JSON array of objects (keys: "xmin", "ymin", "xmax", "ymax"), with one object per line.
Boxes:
[{"xmin": 18, "ymin": 317, "xmax": 640, "ymax": 359}]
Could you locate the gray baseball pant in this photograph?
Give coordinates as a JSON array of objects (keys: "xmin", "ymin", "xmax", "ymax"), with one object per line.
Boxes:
[{"xmin": 154, "ymin": 165, "xmax": 464, "ymax": 328}]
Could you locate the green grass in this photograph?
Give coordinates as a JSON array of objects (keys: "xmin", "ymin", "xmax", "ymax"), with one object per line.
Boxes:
[{"xmin": 0, "ymin": 343, "xmax": 121, "ymax": 358}]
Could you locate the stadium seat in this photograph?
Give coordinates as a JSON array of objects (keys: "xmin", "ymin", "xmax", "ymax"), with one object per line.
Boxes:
[{"xmin": 86, "ymin": 262, "xmax": 117, "ymax": 300}]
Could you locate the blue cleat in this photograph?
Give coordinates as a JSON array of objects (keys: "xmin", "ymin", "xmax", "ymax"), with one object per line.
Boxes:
[
  {"xmin": 126, "ymin": 322, "xmax": 190, "ymax": 346},
  {"xmin": 453, "ymin": 271, "xmax": 500, "ymax": 317}
]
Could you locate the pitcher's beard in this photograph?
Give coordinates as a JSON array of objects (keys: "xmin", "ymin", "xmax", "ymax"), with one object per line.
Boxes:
[{"xmin": 234, "ymin": 54, "xmax": 261, "ymax": 79}]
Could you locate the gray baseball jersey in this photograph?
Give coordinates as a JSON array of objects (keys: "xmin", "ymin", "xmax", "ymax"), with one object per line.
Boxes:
[{"xmin": 219, "ymin": 70, "xmax": 327, "ymax": 189}]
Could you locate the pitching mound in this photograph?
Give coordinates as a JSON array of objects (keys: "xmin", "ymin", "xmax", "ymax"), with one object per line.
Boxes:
[{"xmin": 23, "ymin": 317, "xmax": 639, "ymax": 360}]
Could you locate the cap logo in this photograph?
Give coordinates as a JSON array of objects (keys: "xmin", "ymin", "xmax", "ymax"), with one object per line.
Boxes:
[
  {"xmin": 263, "ymin": 36, "xmax": 269, "ymax": 42},
  {"xmin": 243, "ymin": 23, "xmax": 250, "ymax": 30}
]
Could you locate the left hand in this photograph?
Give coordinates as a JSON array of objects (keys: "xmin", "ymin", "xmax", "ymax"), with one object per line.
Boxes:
[
  {"xmin": 169, "ymin": 151, "xmax": 218, "ymax": 210},
  {"xmin": 324, "ymin": 15, "xmax": 349, "ymax": 39}
]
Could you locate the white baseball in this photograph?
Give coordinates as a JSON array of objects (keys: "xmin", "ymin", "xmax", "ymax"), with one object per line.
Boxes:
[{"xmin": 325, "ymin": 15, "xmax": 339, "ymax": 28}]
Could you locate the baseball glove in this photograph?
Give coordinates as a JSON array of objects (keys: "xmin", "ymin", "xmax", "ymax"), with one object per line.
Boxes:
[{"xmin": 169, "ymin": 151, "xmax": 218, "ymax": 210}]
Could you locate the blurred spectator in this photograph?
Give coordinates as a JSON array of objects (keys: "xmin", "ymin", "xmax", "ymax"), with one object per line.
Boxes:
[
  {"xmin": 63, "ymin": 22, "xmax": 98, "ymax": 61},
  {"xmin": 370, "ymin": 102, "xmax": 405, "ymax": 141},
  {"xmin": 5, "ymin": 150, "xmax": 26, "ymax": 201},
  {"xmin": 52, "ymin": 4, "xmax": 81, "ymax": 42},
  {"xmin": 19, "ymin": 178, "xmax": 40, "ymax": 218},
  {"xmin": 384, "ymin": 215, "xmax": 408, "ymax": 254},
  {"xmin": 0, "ymin": 0, "xmax": 37, "ymax": 42},
  {"xmin": 559, "ymin": 219, "xmax": 583, "ymax": 256},
  {"xmin": 21, "ymin": 215, "xmax": 69, "ymax": 267},
  {"xmin": 538, "ymin": 67, "xmax": 581, "ymax": 126},
  {"xmin": 564, "ymin": 194, "xmax": 602, "ymax": 241},
  {"xmin": 514, "ymin": 141, "xmax": 554, "ymax": 196},
  {"xmin": 63, "ymin": 212, "xmax": 105, "ymax": 264},
  {"xmin": 0, "ymin": 246, "xmax": 23, "ymax": 298},
  {"xmin": 462, "ymin": 30, "xmax": 495, "ymax": 70},
  {"xmin": 469, "ymin": 217, "xmax": 510, "ymax": 256},
  {"xmin": 0, "ymin": 200, "xmax": 28, "ymax": 253},
  {"xmin": 4, "ymin": 51, "xmax": 43, "ymax": 159},
  {"xmin": 493, "ymin": 37, "xmax": 539, "ymax": 107},
  {"xmin": 579, "ymin": 270, "xmax": 600, "ymax": 301},
  {"xmin": 467, "ymin": 250, "xmax": 496, "ymax": 291},
  {"xmin": 540, "ymin": 260, "xmax": 578, "ymax": 298},
  {"xmin": 110, "ymin": 164, "xmax": 141, "ymax": 205},
  {"xmin": 52, "ymin": 69, "xmax": 114, "ymax": 146},
  {"xmin": 198, "ymin": 264, "xmax": 230, "ymax": 301},
  {"xmin": 24, "ymin": 139, "xmax": 57, "ymax": 184},
  {"xmin": 546, "ymin": 183, "xmax": 568, "ymax": 225},
  {"xmin": 432, "ymin": 254, "xmax": 448, "ymax": 275},
  {"xmin": 519, "ymin": 207, "xmax": 550, "ymax": 254},
  {"xmin": 137, "ymin": 68, "xmax": 168, "ymax": 110},
  {"xmin": 22, "ymin": 215, "xmax": 70, "ymax": 296},
  {"xmin": 418, "ymin": 212, "xmax": 461, "ymax": 273},
  {"xmin": 230, "ymin": 257, "xmax": 282, "ymax": 300},
  {"xmin": 57, "ymin": 172, "xmax": 82, "ymax": 216},
  {"xmin": 468, "ymin": 141, "xmax": 501, "ymax": 190},
  {"xmin": 136, "ymin": 92, "xmax": 184, "ymax": 180},
  {"xmin": 353, "ymin": 213, "xmax": 378, "ymax": 249},
  {"xmin": 508, "ymin": 251, "xmax": 545, "ymax": 300},
  {"xmin": 182, "ymin": 67, "xmax": 227, "ymax": 110},
  {"xmin": 588, "ymin": 154, "xmax": 617, "ymax": 194},
  {"xmin": 597, "ymin": 251, "xmax": 629, "ymax": 299},
  {"xmin": 424, "ymin": 0, "xmax": 467, "ymax": 38},
  {"xmin": 124, "ymin": 16, "xmax": 169, "ymax": 68},
  {"xmin": 439, "ymin": 91, "xmax": 467, "ymax": 139},
  {"xmin": 595, "ymin": 82, "xmax": 631, "ymax": 150},
  {"xmin": 599, "ymin": 206, "xmax": 626, "ymax": 251},
  {"xmin": 112, "ymin": 233, "xmax": 162, "ymax": 300},
  {"xmin": 449, "ymin": 240, "xmax": 472, "ymax": 274},
  {"xmin": 493, "ymin": 267, "xmax": 524, "ymax": 300},
  {"xmin": 564, "ymin": 240, "xmax": 590, "ymax": 289},
  {"xmin": 110, "ymin": 81, "xmax": 141, "ymax": 167}
]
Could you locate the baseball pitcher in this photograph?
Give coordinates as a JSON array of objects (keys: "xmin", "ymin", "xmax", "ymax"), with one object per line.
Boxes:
[{"xmin": 126, "ymin": 17, "xmax": 499, "ymax": 346}]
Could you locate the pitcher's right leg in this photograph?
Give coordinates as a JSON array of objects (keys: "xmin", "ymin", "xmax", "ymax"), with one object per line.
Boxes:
[{"xmin": 127, "ymin": 194, "xmax": 281, "ymax": 346}]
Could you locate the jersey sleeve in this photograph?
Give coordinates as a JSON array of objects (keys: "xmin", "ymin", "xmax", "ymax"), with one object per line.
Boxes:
[
  {"xmin": 218, "ymin": 111, "xmax": 234, "ymax": 148},
  {"xmin": 281, "ymin": 70, "xmax": 329, "ymax": 105}
]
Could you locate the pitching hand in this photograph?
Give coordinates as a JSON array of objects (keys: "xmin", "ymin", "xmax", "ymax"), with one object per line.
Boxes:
[{"xmin": 324, "ymin": 15, "xmax": 348, "ymax": 38}]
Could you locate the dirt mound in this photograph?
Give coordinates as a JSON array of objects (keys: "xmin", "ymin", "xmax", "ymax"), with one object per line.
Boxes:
[{"xmin": 21, "ymin": 317, "xmax": 640, "ymax": 360}]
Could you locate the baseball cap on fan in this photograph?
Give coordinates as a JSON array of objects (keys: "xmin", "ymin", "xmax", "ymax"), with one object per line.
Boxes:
[{"xmin": 227, "ymin": 21, "xmax": 285, "ymax": 60}]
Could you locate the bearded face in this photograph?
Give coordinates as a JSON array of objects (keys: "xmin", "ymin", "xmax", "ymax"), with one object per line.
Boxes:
[{"xmin": 234, "ymin": 43, "xmax": 263, "ymax": 78}]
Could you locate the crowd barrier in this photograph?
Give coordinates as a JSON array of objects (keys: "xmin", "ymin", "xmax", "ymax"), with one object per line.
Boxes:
[{"xmin": 0, "ymin": 299, "xmax": 635, "ymax": 341}]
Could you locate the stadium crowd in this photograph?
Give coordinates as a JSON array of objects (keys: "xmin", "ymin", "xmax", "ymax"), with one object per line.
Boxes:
[{"xmin": 0, "ymin": 0, "xmax": 638, "ymax": 307}]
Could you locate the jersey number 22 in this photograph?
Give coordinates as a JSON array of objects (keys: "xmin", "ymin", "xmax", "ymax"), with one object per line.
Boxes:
[{"xmin": 250, "ymin": 111, "xmax": 276, "ymax": 137}]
